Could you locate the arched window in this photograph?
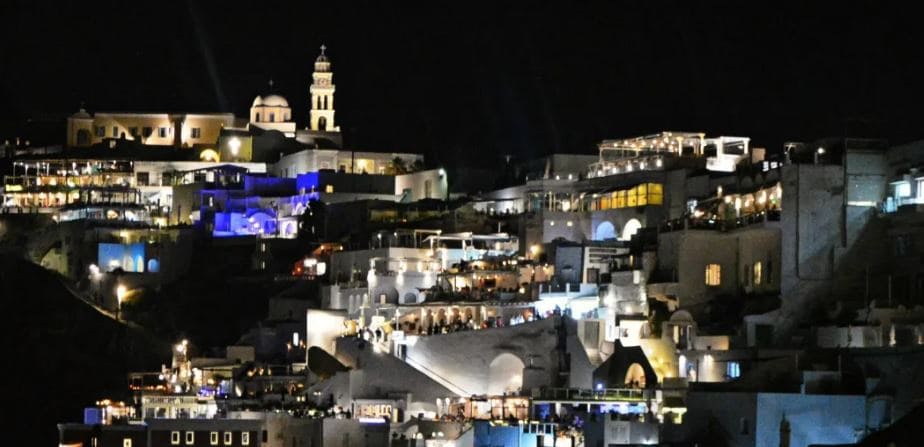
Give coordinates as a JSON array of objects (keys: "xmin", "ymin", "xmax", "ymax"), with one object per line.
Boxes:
[
  {"xmin": 316, "ymin": 96, "xmax": 321, "ymax": 109},
  {"xmin": 622, "ymin": 218, "xmax": 642, "ymax": 241},
  {"xmin": 488, "ymin": 354, "xmax": 525, "ymax": 395},
  {"xmin": 323, "ymin": 96, "xmax": 328, "ymax": 110},
  {"xmin": 269, "ymin": 113, "xmax": 275, "ymax": 122},
  {"xmin": 255, "ymin": 113, "xmax": 261, "ymax": 122},
  {"xmin": 318, "ymin": 117, "xmax": 327, "ymax": 131},
  {"xmin": 595, "ymin": 221, "xmax": 616, "ymax": 241}
]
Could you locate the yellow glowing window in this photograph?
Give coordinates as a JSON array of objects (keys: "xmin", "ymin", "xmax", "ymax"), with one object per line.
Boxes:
[
  {"xmin": 648, "ymin": 183, "xmax": 663, "ymax": 205},
  {"xmin": 325, "ymin": 184, "xmax": 334, "ymax": 193},
  {"xmin": 753, "ymin": 262, "xmax": 762, "ymax": 286},
  {"xmin": 627, "ymin": 188, "xmax": 638, "ymax": 207},
  {"xmin": 616, "ymin": 191, "xmax": 626, "ymax": 208},
  {"xmin": 601, "ymin": 196, "xmax": 612, "ymax": 210},
  {"xmin": 705, "ymin": 264, "xmax": 721, "ymax": 286},
  {"xmin": 223, "ymin": 432, "xmax": 232, "ymax": 445},
  {"xmin": 210, "ymin": 432, "xmax": 219, "ymax": 446}
]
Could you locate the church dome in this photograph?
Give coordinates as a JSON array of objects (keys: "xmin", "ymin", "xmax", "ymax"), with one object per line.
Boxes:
[
  {"xmin": 252, "ymin": 96, "xmax": 263, "ymax": 107},
  {"xmin": 253, "ymin": 95, "xmax": 289, "ymax": 107},
  {"xmin": 71, "ymin": 108, "xmax": 91, "ymax": 119}
]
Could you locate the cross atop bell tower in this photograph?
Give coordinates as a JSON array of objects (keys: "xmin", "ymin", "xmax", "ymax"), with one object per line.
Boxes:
[{"xmin": 309, "ymin": 44, "xmax": 337, "ymax": 132}]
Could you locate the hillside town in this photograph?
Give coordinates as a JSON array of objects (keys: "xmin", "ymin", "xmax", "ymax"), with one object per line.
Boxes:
[{"xmin": 4, "ymin": 44, "xmax": 924, "ymax": 447}]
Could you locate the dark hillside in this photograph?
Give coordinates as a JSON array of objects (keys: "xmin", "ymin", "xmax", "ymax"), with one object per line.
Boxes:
[{"xmin": 0, "ymin": 254, "xmax": 169, "ymax": 446}]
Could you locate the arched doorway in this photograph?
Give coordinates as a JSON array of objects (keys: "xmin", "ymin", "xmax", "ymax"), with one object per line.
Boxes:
[
  {"xmin": 282, "ymin": 221, "xmax": 296, "ymax": 238},
  {"xmin": 595, "ymin": 221, "xmax": 616, "ymax": 240},
  {"xmin": 621, "ymin": 218, "xmax": 642, "ymax": 241},
  {"xmin": 487, "ymin": 353, "xmax": 525, "ymax": 395},
  {"xmin": 318, "ymin": 116, "xmax": 327, "ymax": 131},
  {"xmin": 76, "ymin": 129, "xmax": 90, "ymax": 145},
  {"xmin": 625, "ymin": 363, "xmax": 646, "ymax": 388}
]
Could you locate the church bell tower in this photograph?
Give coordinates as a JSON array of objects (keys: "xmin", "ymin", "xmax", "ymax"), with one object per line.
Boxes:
[{"xmin": 309, "ymin": 44, "xmax": 338, "ymax": 132}]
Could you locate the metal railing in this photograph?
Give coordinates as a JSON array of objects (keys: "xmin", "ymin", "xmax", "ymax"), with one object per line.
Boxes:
[
  {"xmin": 659, "ymin": 209, "xmax": 781, "ymax": 233},
  {"xmin": 532, "ymin": 387, "xmax": 651, "ymax": 402}
]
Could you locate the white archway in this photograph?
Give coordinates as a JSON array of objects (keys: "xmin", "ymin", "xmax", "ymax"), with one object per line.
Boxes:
[
  {"xmin": 595, "ymin": 221, "xmax": 617, "ymax": 241},
  {"xmin": 621, "ymin": 218, "xmax": 642, "ymax": 241},
  {"xmin": 487, "ymin": 353, "xmax": 525, "ymax": 395}
]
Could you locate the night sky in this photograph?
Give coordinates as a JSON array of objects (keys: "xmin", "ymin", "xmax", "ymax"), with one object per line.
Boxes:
[{"xmin": 2, "ymin": 1, "xmax": 923, "ymax": 165}]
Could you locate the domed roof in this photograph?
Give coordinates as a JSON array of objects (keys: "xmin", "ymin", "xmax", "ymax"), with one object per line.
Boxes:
[
  {"xmin": 71, "ymin": 108, "xmax": 91, "ymax": 119},
  {"xmin": 252, "ymin": 94, "xmax": 289, "ymax": 108}
]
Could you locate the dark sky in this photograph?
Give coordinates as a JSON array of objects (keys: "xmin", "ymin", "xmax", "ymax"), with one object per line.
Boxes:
[{"xmin": 2, "ymin": 1, "xmax": 923, "ymax": 165}]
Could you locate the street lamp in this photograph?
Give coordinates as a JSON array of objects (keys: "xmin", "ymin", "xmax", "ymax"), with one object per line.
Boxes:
[{"xmin": 116, "ymin": 284, "xmax": 127, "ymax": 320}]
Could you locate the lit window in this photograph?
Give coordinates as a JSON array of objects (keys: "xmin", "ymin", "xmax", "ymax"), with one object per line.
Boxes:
[
  {"xmin": 242, "ymin": 432, "xmax": 250, "ymax": 446},
  {"xmin": 325, "ymin": 184, "xmax": 334, "ymax": 193},
  {"xmin": 753, "ymin": 262, "xmax": 762, "ymax": 286},
  {"xmin": 185, "ymin": 432, "xmax": 194, "ymax": 445},
  {"xmin": 191, "ymin": 128, "xmax": 202, "ymax": 139},
  {"xmin": 123, "ymin": 439, "xmax": 132, "ymax": 447},
  {"xmin": 223, "ymin": 432, "xmax": 232, "ymax": 445},
  {"xmin": 727, "ymin": 361, "xmax": 741, "ymax": 378},
  {"xmin": 171, "ymin": 432, "xmax": 180, "ymax": 445},
  {"xmin": 705, "ymin": 264, "xmax": 721, "ymax": 286},
  {"xmin": 260, "ymin": 243, "xmax": 266, "ymax": 253},
  {"xmin": 566, "ymin": 221, "xmax": 573, "ymax": 227},
  {"xmin": 210, "ymin": 432, "xmax": 219, "ymax": 446}
]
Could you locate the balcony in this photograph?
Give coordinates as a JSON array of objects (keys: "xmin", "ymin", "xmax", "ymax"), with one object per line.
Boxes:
[
  {"xmin": 532, "ymin": 387, "xmax": 652, "ymax": 402},
  {"xmin": 659, "ymin": 209, "xmax": 780, "ymax": 233}
]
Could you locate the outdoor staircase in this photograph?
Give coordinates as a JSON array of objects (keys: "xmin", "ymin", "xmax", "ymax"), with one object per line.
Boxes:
[{"xmin": 403, "ymin": 352, "xmax": 472, "ymax": 397}]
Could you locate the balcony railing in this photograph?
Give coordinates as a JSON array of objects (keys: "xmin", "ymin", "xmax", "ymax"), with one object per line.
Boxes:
[
  {"xmin": 532, "ymin": 387, "xmax": 651, "ymax": 402},
  {"xmin": 659, "ymin": 209, "xmax": 780, "ymax": 233}
]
